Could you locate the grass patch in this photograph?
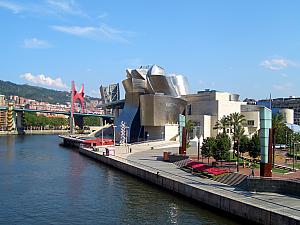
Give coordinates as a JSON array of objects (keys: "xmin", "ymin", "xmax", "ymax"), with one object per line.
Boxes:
[
  {"xmin": 288, "ymin": 162, "xmax": 300, "ymax": 169},
  {"xmin": 272, "ymin": 168, "xmax": 289, "ymax": 174}
]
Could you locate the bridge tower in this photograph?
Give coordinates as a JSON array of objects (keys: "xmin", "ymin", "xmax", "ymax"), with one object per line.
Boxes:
[
  {"xmin": 70, "ymin": 81, "xmax": 85, "ymax": 134},
  {"xmin": 7, "ymin": 102, "xmax": 15, "ymax": 132}
]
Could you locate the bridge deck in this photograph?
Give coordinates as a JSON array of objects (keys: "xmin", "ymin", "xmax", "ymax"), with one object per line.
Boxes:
[{"xmin": 0, "ymin": 106, "xmax": 113, "ymax": 118}]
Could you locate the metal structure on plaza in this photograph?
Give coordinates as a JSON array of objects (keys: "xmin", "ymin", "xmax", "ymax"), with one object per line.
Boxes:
[
  {"xmin": 115, "ymin": 64, "xmax": 189, "ymax": 143},
  {"xmin": 259, "ymin": 107, "xmax": 273, "ymax": 177},
  {"xmin": 100, "ymin": 83, "xmax": 120, "ymax": 115},
  {"xmin": 100, "ymin": 83, "xmax": 120, "ymax": 104}
]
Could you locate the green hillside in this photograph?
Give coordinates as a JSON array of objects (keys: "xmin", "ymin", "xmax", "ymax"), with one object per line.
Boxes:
[{"xmin": 0, "ymin": 80, "xmax": 99, "ymax": 104}]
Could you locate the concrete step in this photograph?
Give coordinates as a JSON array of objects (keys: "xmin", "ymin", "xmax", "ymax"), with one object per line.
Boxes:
[
  {"xmin": 214, "ymin": 173, "xmax": 232, "ymax": 183},
  {"xmin": 214, "ymin": 174, "xmax": 226, "ymax": 182},
  {"xmin": 223, "ymin": 173, "xmax": 240, "ymax": 185},
  {"xmin": 219, "ymin": 173, "xmax": 236, "ymax": 184},
  {"xmin": 228, "ymin": 174, "xmax": 248, "ymax": 186}
]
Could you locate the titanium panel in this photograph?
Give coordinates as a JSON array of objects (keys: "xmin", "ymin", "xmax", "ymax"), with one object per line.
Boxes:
[
  {"xmin": 148, "ymin": 75, "xmax": 178, "ymax": 96},
  {"xmin": 114, "ymin": 93, "xmax": 140, "ymax": 142},
  {"xmin": 122, "ymin": 78, "xmax": 147, "ymax": 93},
  {"xmin": 140, "ymin": 95, "xmax": 187, "ymax": 126},
  {"xmin": 147, "ymin": 64, "xmax": 165, "ymax": 76},
  {"xmin": 169, "ymin": 75, "xmax": 189, "ymax": 96}
]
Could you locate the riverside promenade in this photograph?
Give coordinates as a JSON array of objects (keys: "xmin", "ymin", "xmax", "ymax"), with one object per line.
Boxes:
[{"xmin": 78, "ymin": 141, "xmax": 300, "ymax": 225}]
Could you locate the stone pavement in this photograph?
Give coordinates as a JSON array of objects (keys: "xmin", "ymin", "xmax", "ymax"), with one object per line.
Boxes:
[{"xmin": 111, "ymin": 141, "xmax": 300, "ymax": 222}]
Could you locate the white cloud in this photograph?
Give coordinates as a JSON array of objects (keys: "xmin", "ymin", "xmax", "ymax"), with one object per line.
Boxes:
[
  {"xmin": 20, "ymin": 73, "xmax": 68, "ymax": 90},
  {"xmin": 23, "ymin": 38, "xmax": 51, "ymax": 49},
  {"xmin": 51, "ymin": 25, "xmax": 96, "ymax": 36},
  {"xmin": 46, "ymin": 0, "xmax": 86, "ymax": 17},
  {"xmin": 0, "ymin": 0, "xmax": 87, "ymax": 18},
  {"xmin": 51, "ymin": 23, "xmax": 134, "ymax": 43},
  {"xmin": 260, "ymin": 57, "xmax": 295, "ymax": 71},
  {"xmin": 0, "ymin": 0, "xmax": 23, "ymax": 13}
]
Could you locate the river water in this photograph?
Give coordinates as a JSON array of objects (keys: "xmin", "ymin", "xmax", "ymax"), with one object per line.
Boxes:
[{"xmin": 0, "ymin": 135, "xmax": 242, "ymax": 225}]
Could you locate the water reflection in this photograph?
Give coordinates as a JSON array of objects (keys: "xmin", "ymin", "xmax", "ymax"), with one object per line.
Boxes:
[
  {"xmin": 168, "ymin": 203, "xmax": 178, "ymax": 224},
  {"xmin": 0, "ymin": 135, "xmax": 242, "ymax": 225},
  {"xmin": 5, "ymin": 135, "xmax": 14, "ymax": 161},
  {"xmin": 68, "ymin": 150, "xmax": 87, "ymax": 198}
]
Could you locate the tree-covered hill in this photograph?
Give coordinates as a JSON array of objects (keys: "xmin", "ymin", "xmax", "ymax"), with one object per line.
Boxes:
[{"xmin": 0, "ymin": 80, "xmax": 100, "ymax": 104}]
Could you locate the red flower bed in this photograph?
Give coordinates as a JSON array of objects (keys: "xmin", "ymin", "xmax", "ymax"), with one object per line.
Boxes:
[
  {"xmin": 186, "ymin": 161, "xmax": 200, "ymax": 167},
  {"xmin": 186, "ymin": 162, "xmax": 228, "ymax": 176},
  {"xmin": 203, "ymin": 167, "xmax": 228, "ymax": 176},
  {"xmin": 191, "ymin": 164, "xmax": 209, "ymax": 170}
]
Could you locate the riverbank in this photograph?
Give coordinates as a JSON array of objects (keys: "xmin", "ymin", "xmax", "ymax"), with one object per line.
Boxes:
[
  {"xmin": 0, "ymin": 130, "xmax": 70, "ymax": 135},
  {"xmin": 74, "ymin": 142, "xmax": 300, "ymax": 225}
]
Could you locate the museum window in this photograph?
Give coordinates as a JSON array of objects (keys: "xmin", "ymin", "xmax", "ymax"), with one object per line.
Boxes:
[
  {"xmin": 247, "ymin": 120, "xmax": 254, "ymax": 126},
  {"xmin": 187, "ymin": 104, "xmax": 192, "ymax": 115}
]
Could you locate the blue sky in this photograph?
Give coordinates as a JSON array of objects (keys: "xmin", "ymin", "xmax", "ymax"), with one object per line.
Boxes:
[{"xmin": 0, "ymin": 0, "xmax": 299, "ymax": 100}]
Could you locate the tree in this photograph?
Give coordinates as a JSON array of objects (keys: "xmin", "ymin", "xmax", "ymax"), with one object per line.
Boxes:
[
  {"xmin": 229, "ymin": 112, "xmax": 246, "ymax": 172},
  {"xmin": 83, "ymin": 117, "xmax": 101, "ymax": 126},
  {"xmin": 293, "ymin": 132, "xmax": 300, "ymax": 144},
  {"xmin": 275, "ymin": 125, "xmax": 292, "ymax": 146},
  {"xmin": 214, "ymin": 133, "xmax": 231, "ymax": 161},
  {"xmin": 201, "ymin": 137, "xmax": 216, "ymax": 164},
  {"xmin": 213, "ymin": 116, "xmax": 229, "ymax": 134},
  {"xmin": 248, "ymin": 133, "xmax": 260, "ymax": 159},
  {"xmin": 240, "ymin": 135, "xmax": 250, "ymax": 156},
  {"xmin": 272, "ymin": 113, "xmax": 285, "ymax": 166},
  {"xmin": 185, "ymin": 119, "xmax": 195, "ymax": 140},
  {"xmin": 185, "ymin": 119, "xmax": 195, "ymax": 149},
  {"xmin": 23, "ymin": 112, "xmax": 68, "ymax": 128}
]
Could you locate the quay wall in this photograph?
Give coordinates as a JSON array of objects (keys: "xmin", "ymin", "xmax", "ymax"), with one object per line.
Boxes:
[
  {"xmin": 0, "ymin": 130, "xmax": 69, "ymax": 135},
  {"xmin": 24, "ymin": 130, "xmax": 69, "ymax": 135},
  {"xmin": 243, "ymin": 177, "xmax": 300, "ymax": 197},
  {"xmin": 79, "ymin": 148, "xmax": 299, "ymax": 225}
]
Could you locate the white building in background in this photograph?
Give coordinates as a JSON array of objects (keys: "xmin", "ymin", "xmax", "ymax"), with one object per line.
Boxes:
[
  {"xmin": 183, "ymin": 89, "xmax": 296, "ymax": 140},
  {"xmin": 0, "ymin": 95, "xmax": 5, "ymax": 106},
  {"xmin": 240, "ymin": 105, "xmax": 261, "ymax": 137},
  {"xmin": 183, "ymin": 89, "xmax": 248, "ymax": 139}
]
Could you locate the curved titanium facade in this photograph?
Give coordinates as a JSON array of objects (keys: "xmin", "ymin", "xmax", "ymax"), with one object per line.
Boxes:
[
  {"xmin": 140, "ymin": 95, "xmax": 187, "ymax": 126},
  {"xmin": 169, "ymin": 75, "xmax": 189, "ymax": 96},
  {"xmin": 115, "ymin": 64, "xmax": 189, "ymax": 143}
]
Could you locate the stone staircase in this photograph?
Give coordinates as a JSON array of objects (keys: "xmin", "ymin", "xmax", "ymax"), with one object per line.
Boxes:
[
  {"xmin": 213, "ymin": 172, "xmax": 248, "ymax": 186},
  {"xmin": 174, "ymin": 159, "xmax": 249, "ymax": 187}
]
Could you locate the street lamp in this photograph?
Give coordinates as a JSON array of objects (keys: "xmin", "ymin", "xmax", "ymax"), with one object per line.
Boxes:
[
  {"xmin": 101, "ymin": 128, "xmax": 104, "ymax": 146},
  {"xmin": 195, "ymin": 125, "xmax": 201, "ymax": 162},
  {"xmin": 196, "ymin": 126, "xmax": 200, "ymax": 161},
  {"xmin": 125, "ymin": 126, "xmax": 129, "ymax": 146},
  {"xmin": 113, "ymin": 125, "xmax": 117, "ymax": 146},
  {"xmin": 293, "ymin": 142, "xmax": 299, "ymax": 171}
]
